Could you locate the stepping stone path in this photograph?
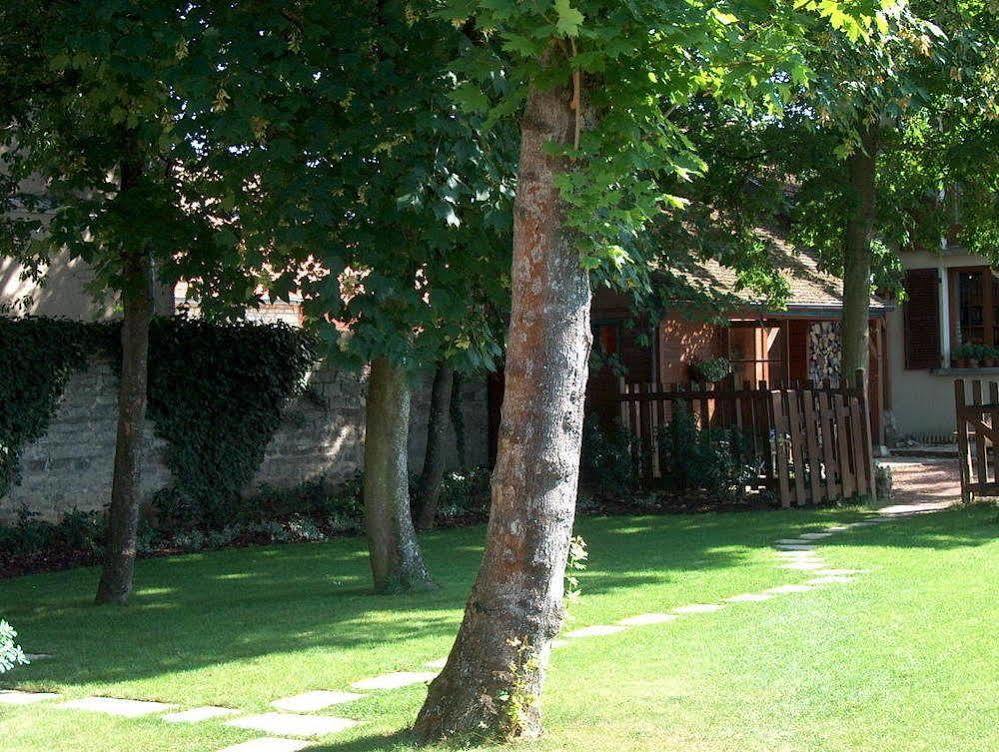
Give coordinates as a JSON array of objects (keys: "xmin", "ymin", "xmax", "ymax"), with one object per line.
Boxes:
[
  {"xmin": 0, "ymin": 690, "xmax": 60, "ymax": 705},
  {"xmin": 271, "ymin": 691, "xmax": 362, "ymax": 712},
  {"xmin": 424, "ymin": 658, "xmax": 448, "ymax": 669},
  {"xmin": 807, "ymin": 576, "xmax": 855, "ymax": 585},
  {"xmin": 618, "ymin": 613, "xmax": 677, "ymax": 626},
  {"xmin": 227, "ymin": 712, "xmax": 358, "ymax": 738},
  {"xmin": 767, "ymin": 584, "xmax": 813, "ymax": 594},
  {"xmin": 725, "ymin": 593, "xmax": 772, "ymax": 603},
  {"xmin": 23, "ymin": 653, "xmax": 53, "ymax": 661},
  {"xmin": 58, "ymin": 697, "xmax": 177, "ymax": 717},
  {"xmin": 164, "ymin": 706, "xmax": 240, "ymax": 723},
  {"xmin": 565, "ymin": 625, "xmax": 626, "ymax": 638},
  {"xmin": 673, "ymin": 604, "xmax": 724, "ymax": 614},
  {"xmin": 218, "ymin": 740, "xmax": 310, "ymax": 752},
  {"xmin": 351, "ymin": 671, "xmax": 437, "ymax": 691}
]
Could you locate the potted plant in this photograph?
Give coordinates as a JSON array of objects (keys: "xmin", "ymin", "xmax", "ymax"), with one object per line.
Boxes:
[
  {"xmin": 952, "ymin": 344, "xmax": 975, "ymax": 368},
  {"xmin": 690, "ymin": 356, "xmax": 732, "ymax": 383},
  {"xmin": 985, "ymin": 346, "xmax": 999, "ymax": 368}
]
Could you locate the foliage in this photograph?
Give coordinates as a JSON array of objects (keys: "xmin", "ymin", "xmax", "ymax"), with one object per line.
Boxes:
[
  {"xmin": 419, "ymin": 466, "xmax": 493, "ymax": 522},
  {"xmin": 580, "ymin": 415, "xmax": 637, "ymax": 497},
  {"xmin": 0, "ymin": 620, "xmax": 27, "ymax": 674},
  {"xmin": 144, "ymin": 318, "xmax": 317, "ymax": 531},
  {"xmin": 690, "ymin": 357, "xmax": 732, "ymax": 383},
  {"xmin": 0, "ymin": 1, "xmax": 259, "ymax": 317},
  {"xmin": 659, "ymin": 404, "xmax": 755, "ymax": 500},
  {"xmin": 951, "ymin": 343, "xmax": 999, "ymax": 362},
  {"xmin": 0, "ymin": 318, "xmax": 111, "ymax": 498},
  {"xmin": 185, "ymin": 0, "xmax": 517, "ymax": 375},
  {"xmin": 564, "ymin": 535, "xmax": 589, "ymax": 603}
]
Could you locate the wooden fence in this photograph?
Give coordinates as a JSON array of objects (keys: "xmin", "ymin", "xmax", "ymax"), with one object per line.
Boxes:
[
  {"xmin": 617, "ymin": 370, "xmax": 875, "ymax": 506},
  {"xmin": 954, "ymin": 378, "xmax": 999, "ymax": 502}
]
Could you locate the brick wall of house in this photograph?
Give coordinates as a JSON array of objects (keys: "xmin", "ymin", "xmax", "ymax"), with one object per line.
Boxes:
[{"xmin": 0, "ymin": 359, "xmax": 488, "ymax": 521}]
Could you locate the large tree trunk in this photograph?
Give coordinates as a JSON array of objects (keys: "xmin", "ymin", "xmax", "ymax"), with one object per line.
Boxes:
[
  {"xmin": 416, "ymin": 363, "xmax": 454, "ymax": 530},
  {"xmin": 363, "ymin": 357, "xmax": 436, "ymax": 593},
  {"xmin": 414, "ymin": 58, "xmax": 590, "ymax": 743},
  {"xmin": 840, "ymin": 126, "xmax": 879, "ymax": 378},
  {"xmin": 95, "ymin": 160, "xmax": 153, "ymax": 605}
]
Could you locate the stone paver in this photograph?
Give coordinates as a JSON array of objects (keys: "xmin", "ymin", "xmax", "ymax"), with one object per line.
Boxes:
[
  {"xmin": 724, "ymin": 593, "xmax": 772, "ymax": 603},
  {"xmin": 551, "ymin": 639, "xmax": 570, "ymax": 649},
  {"xmin": 807, "ymin": 576, "xmax": 855, "ymax": 585},
  {"xmin": 351, "ymin": 672, "xmax": 437, "ymax": 691},
  {"xmin": 780, "ymin": 561, "xmax": 827, "ymax": 571},
  {"xmin": 271, "ymin": 691, "xmax": 363, "ymax": 712},
  {"xmin": 424, "ymin": 658, "xmax": 448, "ymax": 670},
  {"xmin": 673, "ymin": 604, "xmax": 724, "ymax": 614},
  {"xmin": 227, "ymin": 712, "xmax": 358, "ymax": 738},
  {"xmin": 617, "ymin": 613, "xmax": 677, "ymax": 626},
  {"xmin": 0, "ymin": 690, "xmax": 60, "ymax": 705},
  {"xmin": 57, "ymin": 697, "xmax": 177, "ymax": 717},
  {"xmin": 798, "ymin": 532, "xmax": 834, "ymax": 540},
  {"xmin": 815, "ymin": 569, "xmax": 865, "ymax": 577},
  {"xmin": 163, "ymin": 706, "xmax": 241, "ymax": 723},
  {"xmin": 775, "ymin": 538, "xmax": 811, "ymax": 545},
  {"xmin": 775, "ymin": 544, "xmax": 816, "ymax": 551},
  {"xmin": 766, "ymin": 584, "xmax": 812, "ymax": 594},
  {"xmin": 23, "ymin": 653, "xmax": 54, "ymax": 661},
  {"xmin": 565, "ymin": 625, "xmax": 627, "ymax": 638},
  {"xmin": 217, "ymin": 739, "xmax": 311, "ymax": 752}
]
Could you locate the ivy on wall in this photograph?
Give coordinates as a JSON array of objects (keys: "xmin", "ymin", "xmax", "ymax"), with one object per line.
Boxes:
[
  {"xmin": 0, "ymin": 318, "xmax": 110, "ymax": 498},
  {"xmin": 144, "ymin": 318, "xmax": 317, "ymax": 529},
  {"xmin": 1, "ymin": 316, "xmax": 317, "ymax": 527}
]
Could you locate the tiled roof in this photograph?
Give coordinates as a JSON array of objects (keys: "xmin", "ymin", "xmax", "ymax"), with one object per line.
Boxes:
[{"xmin": 673, "ymin": 227, "xmax": 888, "ymax": 313}]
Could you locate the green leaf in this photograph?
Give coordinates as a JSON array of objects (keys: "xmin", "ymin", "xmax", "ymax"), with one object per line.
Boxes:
[{"xmin": 553, "ymin": 0, "xmax": 585, "ymax": 38}]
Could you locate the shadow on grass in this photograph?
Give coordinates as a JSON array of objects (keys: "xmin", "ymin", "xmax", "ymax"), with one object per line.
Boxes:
[{"xmin": 1, "ymin": 505, "xmax": 993, "ymax": 692}]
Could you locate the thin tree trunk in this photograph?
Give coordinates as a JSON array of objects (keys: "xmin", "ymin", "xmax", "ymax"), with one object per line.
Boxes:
[
  {"xmin": 416, "ymin": 363, "xmax": 454, "ymax": 530},
  {"xmin": 840, "ymin": 126, "xmax": 879, "ymax": 378},
  {"xmin": 95, "ymin": 158, "xmax": 153, "ymax": 605},
  {"xmin": 414, "ymin": 54, "xmax": 590, "ymax": 743},
  {"xmin": 363, "ymin": 357, "xmax": 436, "ymax": 593},
  {"xmin": 449, "ymin": 370, "xmax": 467, "ymax": 468}
]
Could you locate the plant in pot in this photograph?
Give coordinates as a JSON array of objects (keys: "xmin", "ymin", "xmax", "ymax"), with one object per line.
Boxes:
[
  {"xmin": 953, "ymin": 344, "xmax": 975, "ymax": 368},
  {"xmin": 984, "ymin": 346, "xmax": 999, "ymax": 368},
  {"xmin": 690, "ymin": 356, "xmax": 732, "ymax": 384}
]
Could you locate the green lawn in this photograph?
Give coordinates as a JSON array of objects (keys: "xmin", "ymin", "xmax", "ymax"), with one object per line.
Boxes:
[{"xmin": 1, "ymin": 505, "xmax": 996, "ymax": 752}]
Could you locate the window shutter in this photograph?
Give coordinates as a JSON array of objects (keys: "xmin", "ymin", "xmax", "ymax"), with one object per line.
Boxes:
[{"xmin": 903, "ymin": 268, "xmax": 941, "ymax": 370}]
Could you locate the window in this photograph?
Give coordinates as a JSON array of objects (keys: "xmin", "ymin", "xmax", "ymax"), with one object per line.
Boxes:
[
  {"xmin": 726, "ymin": 320, "xmax": 788, "ymax": 385},
  {"xmin": 951, "ymin": 267, "xmax": 999, "ymax": 347}
]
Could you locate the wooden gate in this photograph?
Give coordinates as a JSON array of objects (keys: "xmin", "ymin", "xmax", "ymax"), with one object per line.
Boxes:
[
  {"xmin": 617, "ymin": 369, "xmax": 876, "ymax": 506},
  {"xmin": 954, "ymin": 378, "xmax": 999, "ymax": 502}
]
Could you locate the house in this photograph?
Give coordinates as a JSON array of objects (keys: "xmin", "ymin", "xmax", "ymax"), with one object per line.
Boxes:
[
  {"xmin": 890, "ymin": 245, "xmax": 999, "ymax": 441},
  {"xmin": 585, "ymin": 229, "xmax": 893, "ymax": 448}
]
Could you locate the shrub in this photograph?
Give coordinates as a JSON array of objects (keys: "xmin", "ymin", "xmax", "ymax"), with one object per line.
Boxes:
[
  {"xmin": 432, "ymin": 466, "xmax": 492, "ymax": 522},
  {"xmin": 580, "ymin": 415, "xmax": 637, "ymax": 497},
  {"xmin": 658, "ymin": 404, "xmax": 755, "ymax": 501},
  {"xmin": 0, "ymin": 620, "xmax": 27, "ymax": 674}
]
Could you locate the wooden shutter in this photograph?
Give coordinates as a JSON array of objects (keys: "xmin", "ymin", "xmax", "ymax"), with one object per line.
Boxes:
[{"xmin": 903, "ymin": 268, "xmax": 941, "ymax": 370}]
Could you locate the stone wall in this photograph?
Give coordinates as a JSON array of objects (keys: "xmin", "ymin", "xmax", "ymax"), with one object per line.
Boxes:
[{"xmin": 1, "ymin": 359, "xmax": 488, "ymax": 521}]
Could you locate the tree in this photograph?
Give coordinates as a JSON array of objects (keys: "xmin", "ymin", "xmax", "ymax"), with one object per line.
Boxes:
[
  {"xmin": 414, "ymin": 0, "xmax": 889, "ymax": 742},
  {"xmin": 0, "ymin": 1, "xmax": 257, "ymax": 604},
  {"xmin": 415, "ymin": 363, "xmax": 455, "ymax": 530},
  {"xmin": 785, "ymin": 1, "xmax": 997, "ymax": 374},
  {"xmin": 186, "ymin": 0, "xmax": 515, "ymax": 592}
]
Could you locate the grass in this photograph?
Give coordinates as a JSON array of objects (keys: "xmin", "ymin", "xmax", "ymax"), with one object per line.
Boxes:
[{"xmin": 1, "ymin": 504, "xmax": 996, "ymax": 752}]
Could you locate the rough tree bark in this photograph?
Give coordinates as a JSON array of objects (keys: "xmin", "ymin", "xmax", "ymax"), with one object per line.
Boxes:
[
  {"xmin": 414, "ymin": 59, "xmax": 591, "ymax": 742},
  {"xmin": 416, "ymin": 363, "xmax": 454, "ymax": 530},
  {"xmin": 363, "ymin": 357, "xmax": 436, "ymax": 593},
  {"xmin": 95, "ymin": 158, "xmax": 153, "ymax": 606},
  {"xmin": 840, "ymin": 126, "xmax": 879, "ymax": 378}
]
